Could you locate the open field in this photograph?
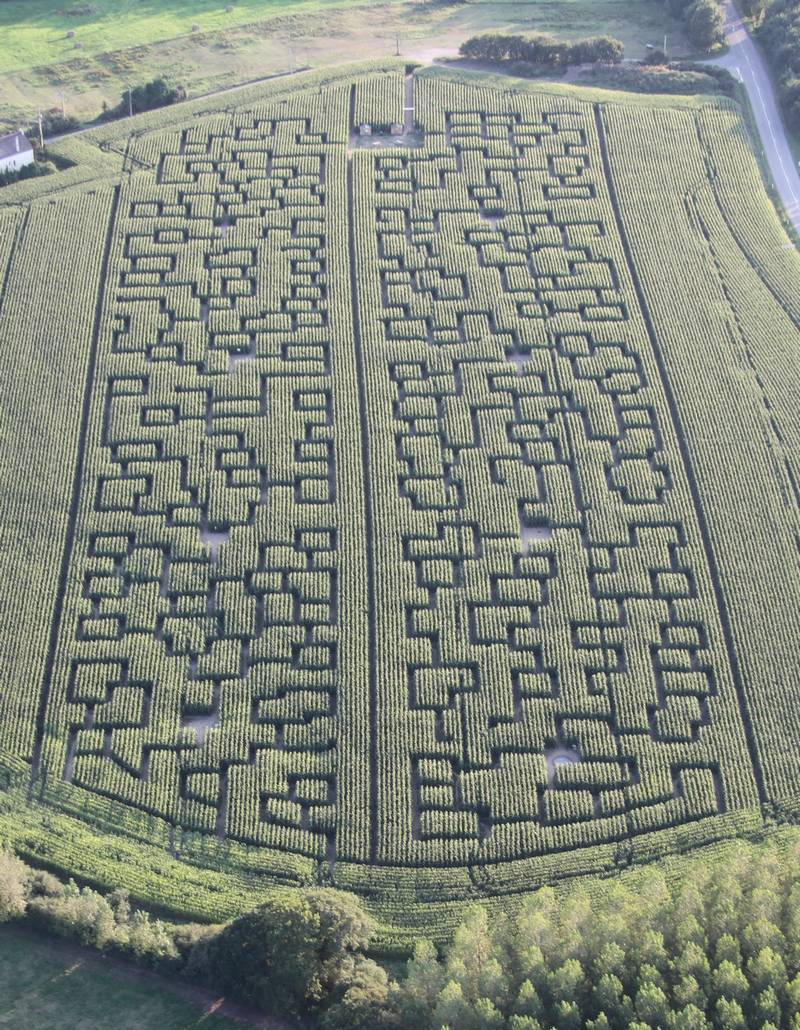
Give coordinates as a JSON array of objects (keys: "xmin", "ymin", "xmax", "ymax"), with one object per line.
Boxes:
[
  {"xmin": 0, "ymin": 64, "xmax": 799, "ymax": 944},
  {"xmin": 0, "ymin": 0, "xmax": 692, "ymax": 132},
  {"xmin": 0, "ymin": 0, "xmax": 383, "ymax": 70},
  {"xmin": 0, "ymin": 925, "xmax": 241, "ymax": 1028}
]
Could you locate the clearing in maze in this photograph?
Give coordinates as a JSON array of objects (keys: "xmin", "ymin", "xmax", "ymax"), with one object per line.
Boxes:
[{"xmin": 1, "ymin": 65, "xmax": 798, "ymax": 925}]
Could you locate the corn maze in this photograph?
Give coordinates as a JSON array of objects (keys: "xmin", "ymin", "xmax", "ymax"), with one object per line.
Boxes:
[{"xmin": 1, "ymin": 67, "xmax": 799, "ymax": 915}]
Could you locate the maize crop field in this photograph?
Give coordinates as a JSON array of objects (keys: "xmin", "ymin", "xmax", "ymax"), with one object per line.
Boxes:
[{"xmin": 0, "ymin": 65, "xmax": 799, "ymax": 935}]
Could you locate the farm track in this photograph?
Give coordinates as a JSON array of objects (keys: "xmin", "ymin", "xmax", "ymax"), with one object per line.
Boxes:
[{"xmin": 346, "ymin": 85, "xmax": 380, "ymax": 864}]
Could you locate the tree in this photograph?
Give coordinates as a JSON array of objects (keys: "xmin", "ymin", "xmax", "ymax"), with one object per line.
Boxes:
[
  {"xmin": 115, "ymin": 78, "xmax": 186, "ymax": 120},
  {"xmin": 432, "ymin": 980, "xmax": 478, "ymax": 1030},
  {"xmin": 668, "ymin": 0, "xmax": 695, "ymax": 16},
  {"xmin": 673, "ymin": 974, "xmax": 706, "ymax": 1011},
  {"xmin": 747, "ymin": 946, "xmax": 787, "ymax": 995},
  {"xmin": 738, "ymin": 0, "xmax": 765, "ymax": 18},
  {"xmin": 635, "ymin": 981, "xmax": 671, "ymax": 1027},
  {"xmin": 201, "ymin": 888, "xmax": 375, "ymax": 1019},
  {"xmin": 551, "ymin": 999, "xmax": 582, "ymax": 1030},
  {"xmin": 751, "ymin": 986, "xmax": 782, "ymax": 1026},
  {"xmin": 512, "ymin": 980, "xmax": 544, "ymax": 1020},
  {"xmin": 712, "ymin": 960, "xmax": 749, "ymax": 1006},
  {"xmin": 715, "ymin": 997, "xmax": 747, "ymax": 1030},
  {"xmin": 686, "ymin": 0, "xmax": 725, "ymax": 50},
  {"xmin": 591, "ymin": 973, "xmax": 634, "ymax": 1025},
  {"xmin": 320, "ymin": 957, "xmax": 399, "ymax": 1030},
  {"xmin": 399, "ymin": 938, "xmax": 446, "ymax": 1024},
  {"xmin": 668, "ymin": 1004, "xmax": 710, "ymax": 1030},
  {"xmin": 548, "ymin": 959, "xmax": 586, "ymax": 1014},
  {"xmin": 674, "ymin": 942, "xmax": 711, "ymax": 993}
]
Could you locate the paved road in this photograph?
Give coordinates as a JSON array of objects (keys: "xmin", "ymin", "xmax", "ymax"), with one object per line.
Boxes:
[{"xmin": 705, "ymin": 0, "xmax": 800, "ymax": 236}]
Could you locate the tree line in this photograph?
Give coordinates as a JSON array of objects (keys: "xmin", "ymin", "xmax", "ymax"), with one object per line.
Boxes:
[
  {"xmin": 757, "ymin": 0, "xmax": 800, "ymax": 133},
  {"xmin": 2, "ymin": 832, "xmax": 800, "ymax": 1028},
  {"xmin": 458, "ymin": 33, "xmax": 624, "ymax": 70}
]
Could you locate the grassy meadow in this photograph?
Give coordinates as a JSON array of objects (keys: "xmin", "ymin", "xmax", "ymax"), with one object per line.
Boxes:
[
  {"xmin": 0, "ymin": 0, "xmax": 690, "ymax": 132},
  {"xmin": 0, "ymin": 926, "xmax": 241, "ymax": 1029}
]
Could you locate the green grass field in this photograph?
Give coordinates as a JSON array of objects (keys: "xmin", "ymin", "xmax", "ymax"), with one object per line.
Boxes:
[
  {"xmin": 0, "ymin": 63, "xmax": 799, "ymax": 944},
  {"xmin": 0, "ymin": 925, "xmax": 239, "ymax": 1028},
  {"xmin": 0, "ymin": 0, "xmax": 691, "ymax": 132},
  {"xmin": 0, "ymin": 0, "xmax": 383, "ymax": 71}
]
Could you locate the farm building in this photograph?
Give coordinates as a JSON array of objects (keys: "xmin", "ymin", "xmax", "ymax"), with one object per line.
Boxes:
[{"xmin": 0, "ymin": 131, "xmax": 33, "ymax": 174}]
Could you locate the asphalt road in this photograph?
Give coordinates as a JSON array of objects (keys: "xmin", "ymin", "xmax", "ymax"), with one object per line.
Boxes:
[{"xmin": 706, "ymin": 0, "xmax": 800, "ymax": 237}]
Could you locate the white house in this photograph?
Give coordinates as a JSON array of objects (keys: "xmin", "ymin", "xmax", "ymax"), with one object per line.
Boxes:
[{"xmin": 0, "ymin": 131, "xmax": 34, "ymax": 175}]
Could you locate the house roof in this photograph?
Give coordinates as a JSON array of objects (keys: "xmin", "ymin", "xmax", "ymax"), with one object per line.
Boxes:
[{"xmin": 0, "ymin": 131, "xmax": 33, "ymax": 161}]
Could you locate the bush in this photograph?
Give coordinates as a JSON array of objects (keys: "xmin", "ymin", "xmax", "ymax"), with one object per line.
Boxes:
[
  {"xmin": 0, "ymin": 851, "xmax": 27, "ymax": 922},
  {"xmin": 0, "ymin": 160, "xmax": 56, "ymax": 189},
  {"xmin": 27, "ymin": 881, "xmax": 117, "ymax": 948},
  {"xmin": 26, "ymin": 869, "xmax": 64, "ymax": 899},
  {"xmin": 567, "ymin": 36, "xmax": 624, "ymax": 65},
  {"xmin": 197, "ymin": 888, "xmax": 376, "ymax": 1020},
  {"xmin": 40, "ymin": 112, "xmax": 80, "ymax": 137},
  {"xmin": 105, "ymin": 78, "xmax": 186, "ymax": 120},
  {"xmin": 584, "ymin": 63, "xmax": 732, "ymax": 95}
]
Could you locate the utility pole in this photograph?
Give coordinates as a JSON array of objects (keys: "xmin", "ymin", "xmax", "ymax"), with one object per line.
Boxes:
[
  {"xmin": 395, "ymin": 34, "xmax": 400, "ymax": 56},
  {"xmin": 664, "ymin": 34, "xmax": 668, "ymax": 59},
  {"xmin": 57, "ymin": 90, "xmax": 65, "ymax": 117},
  {"xmin": 37, "ymin": 110, "xmax": 44, "ymax": 149},
  {"xmin": 124, "ymin": 81, "xmax": 133, "ymax": 118}
]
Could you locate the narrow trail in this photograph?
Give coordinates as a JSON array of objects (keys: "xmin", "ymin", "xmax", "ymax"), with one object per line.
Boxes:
[{"xmin": 346, "ymin": 84, "xmax": 380, "ymax": 863}]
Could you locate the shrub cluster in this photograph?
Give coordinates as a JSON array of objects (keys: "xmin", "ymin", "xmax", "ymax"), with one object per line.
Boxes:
[
  {"xmin": 757, "ymin": 0, "xmax": 800, "ymax": 133},
  {"xmin": 0, "ymin": 854, "xmax": 210, "ymax": 968},
  {"xmin": 0, "ymin": 159, "xmax": 56, "ymax": 189},
  {"xmin": 583, "ymin": 61, "xmax": 737, "ymax": 97},
  {"xmin": 458, "ymin": 33, "xmax": 624, "ymax": 70},
  {"xmin": 103, "ymin": 78, "xmax": 186, "ymax": 121}
]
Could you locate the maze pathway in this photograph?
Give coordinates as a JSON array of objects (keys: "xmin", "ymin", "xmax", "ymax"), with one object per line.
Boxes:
[{"xmin": 27, "ymin": 72, "xmax": 763, "ymax": 890}]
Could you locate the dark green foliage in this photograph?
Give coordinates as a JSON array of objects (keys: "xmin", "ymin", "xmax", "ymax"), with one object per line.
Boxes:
[
  {"xmin": 385, "ymin": 839, "xmax": 800, "ymax": 1029},
  {"xmin": 664, "ymin": 0, "xmax": 725, "ymax": 51},
  {"xmin": 107, "ymin": 78, "xmax": 186, "ymax": 120},
  {"xmin": 739, "ymin": 0, "xmax": 766, "ymax": 18},
  {"xmin": 686, "ymin": 0, "xmax": 726, "ymax": 49},
  {"xmin": 757, "ymin": 0, "xmax": 800, "ymax": 131},
  {"xmin": 567, "ymin": 35, "xmax": 625, "ymax": 64},
  {"xmin": 459, "ymin": 32, "xmax": 623, "ymax": 68},
  {"xmin": 0, "ymin": 160, "xmax": 55, "ymax": 189},
  {"xmin": 40, "ymin": 111, "xmax": 80, "ymax": 137},
  {"xmin": 199, "ymin": 889, "xmax": 376, "ymax": 1020}
]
